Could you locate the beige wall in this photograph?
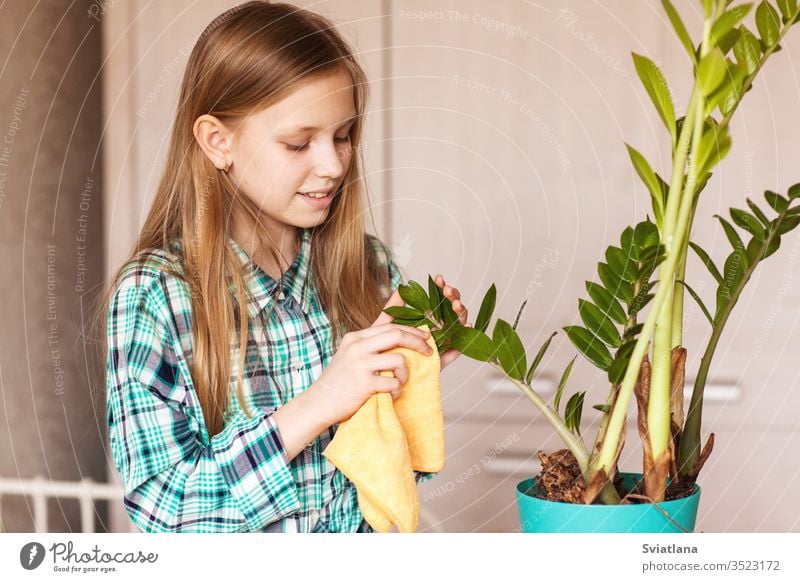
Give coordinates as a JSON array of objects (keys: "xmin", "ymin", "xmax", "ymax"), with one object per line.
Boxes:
[{"xmin": 0, "ymin": 1, "xmax": 106, "ymax": 531}]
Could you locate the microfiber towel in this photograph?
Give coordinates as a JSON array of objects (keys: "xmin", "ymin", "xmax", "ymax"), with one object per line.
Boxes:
[{"xmin": 322, "ymin": 324, "xmax": 444, "ymax": 532}]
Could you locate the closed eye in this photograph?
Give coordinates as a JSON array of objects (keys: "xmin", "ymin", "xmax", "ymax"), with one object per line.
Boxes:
[{"xmin": 286, "ymin": 135, "xmax": 351, "ymax": 153}]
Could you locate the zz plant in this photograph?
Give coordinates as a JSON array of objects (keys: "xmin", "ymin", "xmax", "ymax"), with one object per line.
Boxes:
[{"xmin": 385, "ymin": 0, "xmax": 800, "ymax": 505}]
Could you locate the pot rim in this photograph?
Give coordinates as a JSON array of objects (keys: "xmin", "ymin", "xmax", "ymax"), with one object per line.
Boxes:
[{"xmin": 516, "ymin": 471, "xmax": 702, "ymax": 507}]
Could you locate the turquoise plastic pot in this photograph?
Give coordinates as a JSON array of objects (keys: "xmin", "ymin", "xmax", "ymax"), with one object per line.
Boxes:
[{"xmin": 516, "ymin": 472, "xmax": 701, "ymax": 533}]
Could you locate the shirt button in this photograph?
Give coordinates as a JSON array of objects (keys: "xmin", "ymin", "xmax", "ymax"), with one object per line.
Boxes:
[
  {"xmin": 310, "ymin": 510, "xmax": 320, "ymax": 523},
  {"xmin": 292, "ymin": 359, "xmax": 303, "ymax": 371},
  {"xmin": 275, "ymin": 289, "xmax": 285, "ymax": 300}
]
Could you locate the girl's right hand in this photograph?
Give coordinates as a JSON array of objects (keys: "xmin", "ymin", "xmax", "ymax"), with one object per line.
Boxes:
[{"xmin": 314, "ymin": 290, "xmax": 434, "ymax": 425}]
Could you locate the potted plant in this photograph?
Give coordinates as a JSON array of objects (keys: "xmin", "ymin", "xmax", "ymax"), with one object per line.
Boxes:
[{"xmin": 383, "ymin": 0, "xmax": 800, "ymax": 532}]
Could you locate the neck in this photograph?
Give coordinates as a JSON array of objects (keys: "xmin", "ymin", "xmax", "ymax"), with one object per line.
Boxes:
[{"xmin": 230, "ymin": 218, "xmax": 301, "ymax": 277}]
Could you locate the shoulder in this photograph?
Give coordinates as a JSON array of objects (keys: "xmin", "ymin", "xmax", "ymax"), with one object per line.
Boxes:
[
  {"xmin": 110, "ymin": 243, "xmax": 192, "ymax": 331},
  {"xmin": 365, "ymin": 233, "xmax": 391, "ymax": 265},
  {"xmin": 364, "ymin": 233, "xmax": 404, "ymax": 293}
]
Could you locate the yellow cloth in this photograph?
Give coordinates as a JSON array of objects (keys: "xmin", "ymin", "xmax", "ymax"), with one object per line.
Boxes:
[{"xmin": 322, "ymin": 324, "xmax": 444, "ymax": 532}]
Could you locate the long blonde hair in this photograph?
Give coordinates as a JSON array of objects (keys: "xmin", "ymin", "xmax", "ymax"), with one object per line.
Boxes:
[{"xmin": 97, "ymin": 1, "xmax": 391, "ymax": 437}]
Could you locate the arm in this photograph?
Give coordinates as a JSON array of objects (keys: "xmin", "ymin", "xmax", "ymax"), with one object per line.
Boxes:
[{"xmin": 107, "ymin": 270, "xmax": 302, "ymax": 532}]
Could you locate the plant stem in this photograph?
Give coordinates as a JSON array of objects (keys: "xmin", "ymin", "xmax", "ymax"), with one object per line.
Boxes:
[
  {"xmin": 678, "ymin": 211, "xmax": 787, "ymax": 474},
  {"xmin": 589, "ymin": 80, "xmax": 705, "ymax": 482},
  {"xmin": 676, "ymin": 6, "xmax": 800, "ymax": 475},
  {"xmin": 491, "ymin": 361, "xmax": 590, "ymax": 472}
]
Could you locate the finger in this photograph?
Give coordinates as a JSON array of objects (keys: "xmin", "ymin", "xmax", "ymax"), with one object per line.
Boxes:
[
  {"xmin": 439, "ymin": 348, "xmax": 460, "ymax": 369},
  {"xmin": 361, "ymin": 329, "xmax": 434, "ymax": 356},
  {"xmin": 361, "ymin": 322, "xmax": 430, "ymax": 339},
  {"xmin": 444, "ymin": 285, "xmax": 461, "ymax": 301},
  {"xmin": 373, "ymin": 374, "xmax": 402, "ymax": 395},
  {"xmin": 371, "ymin": 353, "xmax": 408, "ymax": 385}
]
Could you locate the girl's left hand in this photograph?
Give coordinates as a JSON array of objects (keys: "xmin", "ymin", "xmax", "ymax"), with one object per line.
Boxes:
[{"xmin": 434, "ymin": 274, "xmax": 471, "ymax": 370}]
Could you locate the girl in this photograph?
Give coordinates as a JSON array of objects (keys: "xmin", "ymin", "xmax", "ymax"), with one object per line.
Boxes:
[{"xmin": 104, "ymin": 1, "xmax": 470, "ymax": 533}]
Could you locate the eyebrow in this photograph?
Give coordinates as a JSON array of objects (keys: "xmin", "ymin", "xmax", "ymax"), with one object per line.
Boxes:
[{"xmin": 281, "ymin": 116, "xmax": 356, "ymax": 134}]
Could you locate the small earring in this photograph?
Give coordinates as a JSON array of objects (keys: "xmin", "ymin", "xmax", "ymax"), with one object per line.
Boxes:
[{"xmin": 222, "ymin": 160, "xmax": 232, "ymax": 173}]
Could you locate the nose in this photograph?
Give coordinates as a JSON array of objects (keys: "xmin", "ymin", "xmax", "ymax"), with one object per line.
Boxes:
[{"xmin": 313, "ymin": 141, "xmax": 347, "ymax": 180}]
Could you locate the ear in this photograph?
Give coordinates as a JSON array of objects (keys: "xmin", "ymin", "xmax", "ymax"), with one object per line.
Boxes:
[{"xmin": 193, "ymin": 114, "xmax": 233, "ymax": 171}]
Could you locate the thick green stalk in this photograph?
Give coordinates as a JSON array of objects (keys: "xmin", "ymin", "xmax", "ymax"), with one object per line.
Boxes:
[
  {"xmin": 670, "ymin": 196, "xmax": 699, "ymax": 348},
  {"xmin": 647, "ymin": 14, "xmax": 712, "ymax": 491},
  {"xmin": 589, "ymin": 84, "xmax": 704, "ymax": 480},
  {"xmin": 649, "ymin": 86, "xmax": 706, "ymax": 466}
]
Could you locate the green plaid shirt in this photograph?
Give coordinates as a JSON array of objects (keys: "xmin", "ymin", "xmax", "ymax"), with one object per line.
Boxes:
[{"xmin": 106, "ymin": 227, "xmax": 435, "ymax": 533}]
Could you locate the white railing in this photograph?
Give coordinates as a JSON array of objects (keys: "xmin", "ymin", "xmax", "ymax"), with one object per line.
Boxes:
[
  {"xmin": 0, "ymin": 476, "xmax": 138, "ymax": 533},
  {"xmin": 0, "ymin": 476, "xmax": 445, "ymax": 533}
]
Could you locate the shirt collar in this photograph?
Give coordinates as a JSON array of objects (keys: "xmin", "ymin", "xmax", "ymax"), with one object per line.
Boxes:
[{"xmin": 227, "ymin": 227, "xmax": 315, "ymax": 318}]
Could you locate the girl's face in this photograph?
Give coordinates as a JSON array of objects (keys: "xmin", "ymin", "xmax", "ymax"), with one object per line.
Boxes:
[{"xmin": 228, "ymin": 67, "xmax": 356, "ymax": 231}]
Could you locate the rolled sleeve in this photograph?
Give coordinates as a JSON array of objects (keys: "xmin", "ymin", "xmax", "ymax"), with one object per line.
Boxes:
[
  {"xmin": 210, "ymin": 411, "xmax": 301, "ymax": 531},
  {"xmin": 107, "ymin": 267, "xmax": 301, "ymax": 532}
]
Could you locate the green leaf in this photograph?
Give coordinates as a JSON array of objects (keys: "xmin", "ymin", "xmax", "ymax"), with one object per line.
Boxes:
[
  {"xmin": 585, "ymin": 281, "xmax": 628, "ymax": 325},
  {"xmin": 746, "ymin": 198, "xmax": 771, "ymax": 226},
  {"xmin": 428, "ymin": 275, "xmax": 445, "ymax": 321},
  {"xmin": 593, "ymin": 404, "xmax": 611, "ymax": 413},
  {"xmin": 606, "ymin": 246, "xmax": 637, "ymax": 283},
  {"xmin": 715, "ymin": 214, "xmax": 747, "ymax": 254},
  {"xmin": 716, "ymin": 27, "xmax": 744, "ymax": 56},
  {"xmin": 392, "ymin": 317, "xmax": 429, "ymax": 327},
  {"xmin": 746, "ymin": 234, "xmax": 781, "ymax": 262},
  {"xmin": 492, "ymin": 319, "xmax": 527, "ymax": 380},
  {"xmin": 777, "ymin": 0, "xmax": 798, "ymax": 22},
  {"xmin": 608, "ymin": 350, "xmax": 631, "ymax": 385},
  {"xmin": 637, "ymin": 245, "xmax": 666, "ymax": 274},
  {"xmin": 756, "ymin": 0, "xmax": 781, "ymax": 46},
  {"xmin": 765, "ymin": 190, "xmax": 789, "ymax": 212},
  {"xmin": 734, "ymin": 26, "xmax": 763, "ymax": 75},
  {"xmin": 775, "ymin": 214, "xmax": 800, "ymax": 234},
  {"xmin": 629, "ymin": 285, "xmax": 655, "ymax": 318},
  {"xmin": 597, "ymin": 262, "xmax": 634, "ymax": 304},
  {"xmin": 759, "ymin": 233, "xmax": 782, "ymax": 258},
  {"xmin": 626, "ymin": 144, "xmax": 665, "ymax": 229},
  {"xmin": 634, "ymin": 219, "xmax": 661, "ymax": 249},
  {"xmin": 384, "ymin": 305, "xmax": 425, "ymax": 320},
  {"xmin": 702, "ymin": 0, "xmax": 713, "ymax": 17},
  {"xmin": 564, "ymin": 391, "xmax": 586, "ymax": 436},
  {"xmin": 697, "ymin": 47, "xmax": 728, "ymax": 95},
  {"xmin": 788, "ymin": 183, "xmax": 800, "ymax": 199},
  {"xmin": 554, "ymin": 356, "xmax": 577, "ymax": 414},
  {"xmin": 662, "ymin": 0, "xmax": 698, "ymax": 63},
  {"xmin": 450, "ymin": 325, "xmax": 497, "ymax": 362},
  {"xmin": 676, "ymin": 279, "xmax": 713, "ymax": 325},
  {"xmin": 563, "ymin": 325, "xmax": 613, "ymax": 371},
  {"xmin": 439, "ymin": 291, "xmax": 459, "ymax": 332},
  {"xmin": 731, "ymin": 207, "xmax": 767, "ymax": 240},
  {"xmin": 578, "ymin": 299, "xmax": 622, "ymax": 348},
  {"xmin": 474, "ymin": 283, "xmax": 496, "ymax": 333},
  {"xmin": 706, "ymin": 61, "xmax": 747, "ymax": 116},
  {"xmin": 711, "ymin": 5, "xmax": 753, "ymax": 48},
  {"xmin": 399, "ymin": 281, "xmax": 431, "ymax": 313},
  {"xmin": 632, "ymin": 52, "xmax": 677, "ymax": 142},
  {"xmin": 620, "ymin": 226, "xmax": 639, "ymax": 262},
  {"xmin": 697, "ymin": 126, "xmax": 732, "ymax": 176},
  {"xmin": 526, "ymin": 331, "xmax": 557, "ymax": 385},
  {"xmin": 716, "ymin": 249, "xmax": 748, "ymax": 318}
]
